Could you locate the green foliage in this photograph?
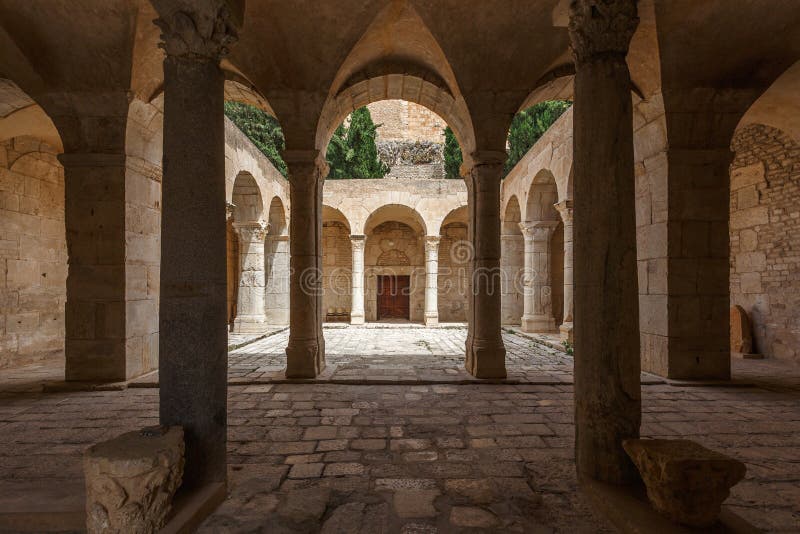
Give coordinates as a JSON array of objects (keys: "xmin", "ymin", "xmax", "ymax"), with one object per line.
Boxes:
[
  {"xmin": 443, "ymin": 126, "xmax": 463, "ymax": 179},
  {"xmin": 561, "ymin": 339, "xmax": 574, "ymax": 356},
  {"xmin": 223, "ymin": 101, "xmax": 287, "ymax": 177},
  {"xmin": 326, "ymin": 107, "xmax": 389, "ymax": 179},
  {"xmin": 504, "ymin": 100, "xmax": 571, "ymax": 175}
]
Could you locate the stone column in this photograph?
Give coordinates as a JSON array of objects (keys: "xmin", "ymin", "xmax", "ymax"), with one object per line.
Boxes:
[
  {"xmin": 285, "ymin": 150, "xmax": 326, "ymax": 378},
  {"xmin": 520, "ymin": 221, "xmax": 559, "ymax": 332},
  {"xmin": 265, "ymin": 234, "xmax": 290, "ymax": 325},
  {"xmin": 155, "ymin": 4, "xmax": 237, "ymax": 488},
  {"xmin": 555, "ymin": 200, "xmax": 574, "ymax": 342},
  {"xmin": 232, "ymin": 221, "xmax": 268, "ymax": 333},
  {"xmin": 424, "ymin": 236, "xmax": 441, "ymax": 326},
  {"xmin": 350, "ymin": 235, "xmax": 366, "ymax": 325},
  {"xmin": 465, "ymin": 151, "xmax": 507, "ymax": 378},
  {"xmin": 569, "ymin": 0, "xmax": 641, "ymax": 484}
]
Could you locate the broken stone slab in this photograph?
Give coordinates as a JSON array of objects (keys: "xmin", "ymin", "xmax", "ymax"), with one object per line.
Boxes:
[
  {"xmin": 84, "ymin": 426, "xmax": 184, "ymax": 534},
  {"xmin": 622, "ymin": 439, "xmax": 746, "ymax": 527},
  {"xmin": 730, "ymin": 305, "xmax": 763, "ymax": 358}
]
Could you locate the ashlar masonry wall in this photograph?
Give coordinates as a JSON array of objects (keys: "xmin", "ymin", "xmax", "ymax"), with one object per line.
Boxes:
[{"xmin": 730, "ymin": 124, "xmax": 800, "ymax": 363}]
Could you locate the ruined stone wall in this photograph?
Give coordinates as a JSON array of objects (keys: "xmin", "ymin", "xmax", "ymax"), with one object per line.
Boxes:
[
  {"xmin": 730, "ymin": 124, "xmax": 800, "ymax": 363},
  {"xmin": 322, "ymin": 221, "xmax": 352, "ymax": 315},
  {"xmin": 367, "ymin": 100, "xmax": 445, "ymax": 143},
  {"xmin": 0, "ymin": 137, "xmax": 66, "ymax": 368},
  {"xmin": 365, "ymin": 221, "xmax": 425, "ymax": 322},
  {"xmin": 438, "ymin": 223, "xmax": 468, "ymax": 322}
]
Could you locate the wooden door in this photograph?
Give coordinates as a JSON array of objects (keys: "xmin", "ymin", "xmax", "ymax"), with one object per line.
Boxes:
[{"xmin": 377, "ymin": 275, "xmax": 410, "ymax": 320}]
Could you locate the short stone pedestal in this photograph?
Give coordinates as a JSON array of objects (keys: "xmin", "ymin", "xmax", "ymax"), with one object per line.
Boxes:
[
  {"xmin": 623, "ymin": 439, "xmax": 746, "ymax": 527},
  {"xmin": 84, "ymin": 426, "xmax": 184, "ymax": 534}
]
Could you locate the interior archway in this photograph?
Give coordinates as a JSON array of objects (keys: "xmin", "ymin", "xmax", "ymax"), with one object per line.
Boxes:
[{"xmin": 501, "ymin": 196, "xmax": 524, "ymax": 325}]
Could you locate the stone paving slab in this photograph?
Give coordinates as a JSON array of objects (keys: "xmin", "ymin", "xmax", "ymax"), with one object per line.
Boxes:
[{"xmin": 0, "ymin": 382, "xmax": 798, "ymax": 532}]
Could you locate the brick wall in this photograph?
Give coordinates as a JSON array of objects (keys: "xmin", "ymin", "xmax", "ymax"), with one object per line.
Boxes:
[
  {"xmin": 367, "ymin": 100, "xmax": 446, "ymax": 143},
  {"xmin": 730, "ymin": 124, "xmax": 800, "ymax": 363},
  {"xmin": 0, "ymin": 137, "xmax": 66, "ymax": 368},
  {"xmin": 322, "ymin": 221, "xmax": 353, "ymax": 314},
  {"xmin": 438, "ymin": 223, "xmax": 468, "ymax": 322}
]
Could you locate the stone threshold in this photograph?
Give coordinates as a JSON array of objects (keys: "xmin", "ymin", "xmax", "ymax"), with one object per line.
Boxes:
[
  {"xmin": 162, "ymin": 482, "xmax": 227, "ymax": 534},
  {"xmin": 581, "ymin": 478, "xmax": 757, "ymax": 534},
  {"xmin": 323, "ymin": 322, "xmax": 468, "ymax": 329}
]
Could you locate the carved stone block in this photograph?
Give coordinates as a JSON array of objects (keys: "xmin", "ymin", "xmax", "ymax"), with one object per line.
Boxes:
[
  {"xmin": 84, "ymin": 426, "xmax": 184, "ymax": 534},
  {"xmin": 623, "ymin": 439, "xmax": 746, "ymax": 527}
]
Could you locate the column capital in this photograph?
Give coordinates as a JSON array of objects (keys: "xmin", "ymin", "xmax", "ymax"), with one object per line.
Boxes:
[
  {"xmin": 425, "ymin": 235, "xmax": 441, "ymax": 252},
  {"xmin": 554, "ymin": 200, "xmax": 574, "ymax": 223},
  {"xmin": 350, "ymin": 234, "xmax": 366, "ymax": 250},
  {"xmin": 519, "ymin": 220, "xmax": 559, "ymax": 241},
  {"xmin": 568, "ymin": 0, "xmax": 639, "ymax": 65},
  {"xmin": 233, "ymin": 220, "xmax": 269, "ymax": 242},
  {"xmin": 154, "ymin": 3, "xmax": 238, "ymax": 61}
]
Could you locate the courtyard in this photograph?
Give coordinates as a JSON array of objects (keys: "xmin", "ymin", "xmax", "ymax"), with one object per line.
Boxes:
[{"xmin": 1, "ymin": 338, "xmax": 799, "ymax": 532}]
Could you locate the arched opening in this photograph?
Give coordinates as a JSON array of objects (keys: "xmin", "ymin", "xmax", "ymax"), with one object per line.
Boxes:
[
  {"xmin": 265, "ymin": 196, "xmax": 289, "ymax": 325},
  {"xmin": 729, "ymin": 60, "xmax": 800, "ymax": 370},
  {"xmin": 228, "ymin": 172, "xmax": 268, "ymax": 333},
  {"xmin": 501, "ymin": 196, "xmax": 524, "ymax": 325},
  {"xmin": 363, "ymin": 204, "xmax": 426, "ymax": 323},
  {"xmin": 438, "ymin": 206, "xmax": 469, "ymax": 323},
  {"xmin": 520, "ymin": 171, "xmax": 563, "ymax": 333},
  {"xmin": 0, "ymin": 78, "xmax": 66, "ymax": 379},
  {"xmin": 322, "ymin": 205, "xmax": 353, "ymax": 323}
]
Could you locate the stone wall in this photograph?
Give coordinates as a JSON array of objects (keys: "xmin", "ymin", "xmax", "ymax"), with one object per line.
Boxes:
[
  {"xmin": 0, "ymin": 137, "xmax": 66, "ymax": 368},
  {"xmin": 438, "ymin": 223, "xmax": 468, "ymax": 322},
  {"xmin": 730, "ymin": 124, "xmax": 800, "ymax": 363},
  {"xmin": 322, "ymin": 221, "xmax": 352, "ymax": 316},
  {"xmin": 367, "ymin": 100, "xmax": 445, "ymax": 144}
]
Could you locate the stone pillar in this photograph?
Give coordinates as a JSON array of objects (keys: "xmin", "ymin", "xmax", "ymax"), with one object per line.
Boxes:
[
  {"xmin": 520, "ymin": 221, "xmax": 559, "ymax": 332},
  {"xmin": 350, "ymin": 235, "xmax": 366, "ymax": 325},
  {"xmin": 465, "ymin": 151, "xmax": 507, "ymax": 378},
  {"xmin": 555, "ymin": 200, "xmax": 574, "ymax": 342},
  {"xmin": 60, "ymin": 153, "xmax": 128, "ymax": 382},
  {"xmin": 569, "ymin": 0, "xmax": 641, "ymax": 484},
  {"xmin": 265, "ymin": 234, "xmax": 290, "ymax": 325},
  {"xmin": 155, "ymin": 4, "xmax": 237, "ymax": 488},
  {"xmin": 285, "ymin": 150, "xmax": 326, "ymax": 378},
  {"xmin": 424, "ymin": 236, "xmax": 441, "ymax": 326},
  {"xmin": 232, "ymin": 221, "xmax": 268, "ymax": 333}
]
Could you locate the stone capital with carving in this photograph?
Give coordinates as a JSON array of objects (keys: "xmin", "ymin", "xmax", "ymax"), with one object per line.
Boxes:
[
  {"xmin": 350, "ymin": 234, "xmax": 366, "ymax": 252},
  {"xmin": 233, "ymin": 220, "xmax": 269, "ymax": 243},
  {"xmin": 154, "ymin": 4, "xmax": 238, "ymax": 61},
  {"xmin": 425, "ymin": 236, "xmax": 441, "ymax": 256},
  {"xmin": 519, "ymin": 221, "xmax": 559, "ymax": 242},
  {"xmin": 568, "ymin": 0, "xmax": 639, "ymax": 64},
  {"xmin": 554, "ymin": 199, "xmax": 574, "ymax": 223}
]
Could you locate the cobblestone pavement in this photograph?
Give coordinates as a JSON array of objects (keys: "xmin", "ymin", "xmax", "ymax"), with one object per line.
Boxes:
[
  {"xmin": 0, "ymin": 381, "xmax": 798, "ymax": 532},
  {"xmin": 225, "ymin": 326, "xmax": 578, "ymax": 384}
]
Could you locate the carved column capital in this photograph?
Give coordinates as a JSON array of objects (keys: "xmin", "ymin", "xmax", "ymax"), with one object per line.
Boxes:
[
  {"xmin": 350, "ymin": 234, "xmax": 366, "ymax": 252},
  {"xmin": 233, "ymin": 220, "xmax": 269, "ymax": 242},
  {"xmin": 519, "ymin": 221, "xmax": 559, "ymax": 242},
  {"xmin": 554, "ymin": 200, "xmax": 574, "ymax": 223},
  {"xmin": 154, "ymin": 5, "xmax": 238, "ymax": 61},
  {"xmin": 568, "ymin": 0, "xmax": 639, "ymax": 64},
  {"xmin": 425, "ymin": 236, "xmax": 441, "ymax": 254}
]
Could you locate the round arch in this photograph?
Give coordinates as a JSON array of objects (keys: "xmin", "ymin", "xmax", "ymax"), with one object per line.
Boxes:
[
  {"xmin": 231, "ymin": 172, "xmax": 264, "ymax": 223},
  {"xmin": 364, "ymin": 203, "xmax": 427, "ymax": 236},
  {"xmin": 525, "ymin": 170, "xmax": 559, "ymax": 223}
]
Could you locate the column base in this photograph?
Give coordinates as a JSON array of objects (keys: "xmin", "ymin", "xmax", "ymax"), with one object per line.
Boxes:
[
  {"xmin": 521, "ymin": 315, "xmax": 556, "ymax": 333},
  {"xmin": 285, "ymin": 337, "xmax": 325, "ymax": 378},
  {"xmin": 424, "ymin": 313, "xmax": 439, "ymax": 327},
  {"xmin": 350, "ymin": 313, "xmax": 365, "ymax": 325},
  {"xmin": 465, "ymin": 338, "xmax": 507, "ymax": 379},
  {"xmin": 232, "ymin": 315, "xmax": 269, "ymax": 334},
  {"xmin": 560, "ymin": 322, "xmax": 574, "ymax": 342}
]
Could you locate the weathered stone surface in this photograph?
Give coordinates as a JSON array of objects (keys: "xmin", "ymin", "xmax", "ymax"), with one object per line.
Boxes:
[
  {"xmin": 623, "ymin": 439, "xmax": 746, "ymax": 527},
  {"xmin": 449, "ymin": 506, "xmax": 499, "ymax": 528},
  {"xmin": 83, "ymin": 426, "xmax": 184, "ymax": 534},
  {"xmin": 393, "ymin": 489, "xmax": 440, "ymax": 518},
  {"xmin": 730, "ymin": 305, "xmax": 754, "ymax": 354}
]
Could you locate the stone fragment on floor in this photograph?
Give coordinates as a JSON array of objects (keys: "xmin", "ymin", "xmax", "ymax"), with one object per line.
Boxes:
[{"xmin": 623, "ymin": 438, "xmax": 747, "ymax": 527}]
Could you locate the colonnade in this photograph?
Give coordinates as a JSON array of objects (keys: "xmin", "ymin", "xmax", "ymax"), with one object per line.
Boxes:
[{"xmin": 153, "ymin": 0, "xmax": 642, "ymax": 487}]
